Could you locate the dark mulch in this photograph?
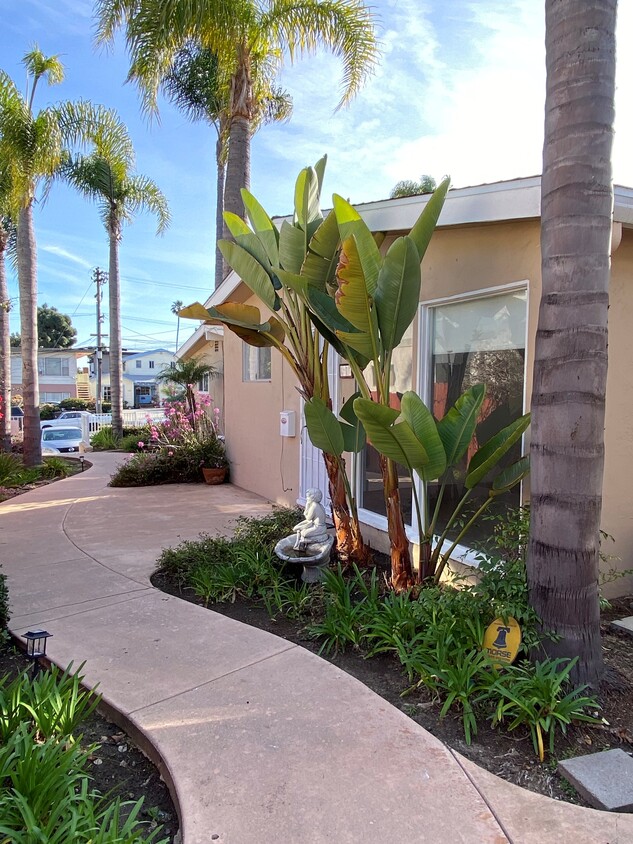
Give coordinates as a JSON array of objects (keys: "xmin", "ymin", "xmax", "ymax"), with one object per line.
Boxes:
[
  {"xmin": 0, "ymin": 642, "xmax": 178, "ymax": 841},
  {"xmin": 152, "ymin": 570, "xmax": 633, "ymax": 808}
]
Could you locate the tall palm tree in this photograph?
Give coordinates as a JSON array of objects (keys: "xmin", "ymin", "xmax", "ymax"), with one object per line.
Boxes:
[
  {"xmin": 162, "ymin": 42, "xmax": 292, "ymax": 288},
  {"xmin": 0, "ymin": 49, "xmax": 67, "ymax": 465},
  {"xmin": 171, "ymin": 299, "xmax": 183, "ymax": 350},
  {"xmin": 527, "ymin": 0, "xmax": 617, "ymax": 686},
  {"xmin": 156, "ymin": 357, "xmax": 217, "ymax": 421},
  {"xmin": 0, "ymin": 176, "xmax": 14, "ymax": 452},
  {"xmin": 95, "ymin": 0, "xmax": 378, "ymax": 240},
  {"xmin": 63, "ymin": 114, "xmax": 170, "ymax": 438}
]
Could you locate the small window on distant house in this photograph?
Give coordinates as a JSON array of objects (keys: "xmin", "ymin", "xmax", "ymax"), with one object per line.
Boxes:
[
  {"xmin": 136, "ymin": 360, "xmax": 142, "ymax": 368},
  {"xmin": 149, "ymin": 360, "xmax": 155, "ymax": 369},
  {"xmin": 103, "ymin": 387, "xmax": 111, "ymax": 402},
  {"xmin": 199, "ymin": 373, "xmax": 210, "ymax": 392},
  {"xmin": 242, "ymin": 344, "xmax": 271, "ymax": 382}
]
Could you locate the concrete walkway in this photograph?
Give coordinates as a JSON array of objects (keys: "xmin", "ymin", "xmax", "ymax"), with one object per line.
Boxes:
[{"xmin": 1, "ymin": 453, "xmax": 632, "ymax": 844}]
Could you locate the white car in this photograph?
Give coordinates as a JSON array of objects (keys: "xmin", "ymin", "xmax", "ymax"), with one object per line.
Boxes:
[{"xmin": 41, "ymin": 427, "xmax": 92, "ymax": 455}]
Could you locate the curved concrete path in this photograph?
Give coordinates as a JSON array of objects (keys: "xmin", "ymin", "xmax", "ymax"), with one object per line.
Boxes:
[{"xmin": 1, "ymin": 453, "xmax": 632, "ymax": 844}]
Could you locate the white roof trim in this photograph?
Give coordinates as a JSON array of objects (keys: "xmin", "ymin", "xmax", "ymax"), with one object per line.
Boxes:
[
  {"xmin": 208, "ymin": 175, "xmax": 633, "ymax": 306},
  {"xmin": 177, "ymin": 323, "xmax": 223, "ymax": 358}
]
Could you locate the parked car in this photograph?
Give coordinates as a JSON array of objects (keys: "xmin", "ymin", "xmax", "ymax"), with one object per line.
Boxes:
[
  {"xmin": 41, "ymin": 427, "xmax": 92, "ymax": 455},
  {"xmin": 41, "ymin": 410, "xmax": 112, "ymax": 430}
]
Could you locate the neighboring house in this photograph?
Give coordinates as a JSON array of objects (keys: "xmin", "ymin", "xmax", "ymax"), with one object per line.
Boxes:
[
  {"xmin": 176, "ymin": 325, "xmax": 224, "ymax": 425},
  {"xmin": 181, "ymin": 176, "xmax": 633, "ymax": 596},
  {"xmin": 89, "ymin": 348, "xmax": 176, "ymax": 408},
  {"xmin": 10, "ymin": 347, "xmax": 92, "ymax": 404}
]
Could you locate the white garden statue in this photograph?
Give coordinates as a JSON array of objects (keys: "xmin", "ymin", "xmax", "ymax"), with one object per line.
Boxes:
[{"xmin": 293, "ymin": 488, "xmax": 329, "ymax": 550}]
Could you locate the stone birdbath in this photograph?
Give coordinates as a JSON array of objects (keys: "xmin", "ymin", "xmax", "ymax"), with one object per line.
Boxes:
[{"xmin": 274, "ymin": 488, "xmax": 334, "ymax": 583}]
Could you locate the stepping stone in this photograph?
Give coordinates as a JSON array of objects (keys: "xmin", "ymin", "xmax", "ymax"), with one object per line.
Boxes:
[
  {"xmin": 611, "ymin": 616, "xmax": 633, "ymax": 637},
  {"xmin": 558, "ymin": 749, "xmax": 633, "ymax": 811}
]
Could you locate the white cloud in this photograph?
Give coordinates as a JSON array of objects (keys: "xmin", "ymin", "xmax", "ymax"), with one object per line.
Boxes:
[{"xmin": 41, "ymin": 245, "xmax": 93, "ymax": 269}]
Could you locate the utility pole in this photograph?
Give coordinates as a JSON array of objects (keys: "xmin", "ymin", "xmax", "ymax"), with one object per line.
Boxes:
[{"xmin": 92, "ymin": 268, "xmax": 108, "ymax": 414}]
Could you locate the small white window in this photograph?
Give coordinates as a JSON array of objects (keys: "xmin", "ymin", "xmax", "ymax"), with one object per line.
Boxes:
[
  {"xmin": 136, "ymin": 360, "xmax": 142, "ymax": 368},
  {"xmin": 199, "ymin": 373, "xmax": 210, "ymax": 392},
  {"xmin": 242, "ymin": 345, "xmax": 271, "ymax": 382},
  {"xmin": 103, "ymin": 387, "xmax": 111, "ymax": 402}
]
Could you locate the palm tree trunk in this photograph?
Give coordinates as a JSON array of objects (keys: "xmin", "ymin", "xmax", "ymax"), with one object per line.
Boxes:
[
  {"xmin": 223, "ymin": 52, "xmax": 252, "ymax": 238},
  {"xmin": 215, "ymin": 136, "xmax": 226, "ymax": 289},
  {"xmin": 322, "ymin": 451, "xmax": 370, "ymax": 565},
  {"xmin": 527, "ymin": 0, "xmax": 616, "ymax": 687},
  {"xmin": 17, "ymin": 204, "xmax": 41, "ymax": 466},
  {"xmin": 0, "ymin": 231, "xmax": 12, "ymax": 452},
  {"xmin": 108, "ymin": 223, "xmax": 124, "ymax": 438},
  {"xmin": 381, "ymin": 456, "xmax": 415, "ymax": 590}
]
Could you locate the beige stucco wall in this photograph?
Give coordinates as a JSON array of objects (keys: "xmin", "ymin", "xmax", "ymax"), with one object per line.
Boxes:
[
  {"xmin": 223, "ymin": 293, "xmax": 300, "ymax": 506},
  {"xmin": 221, "ymin": 218, "xmax": 633, "ymax": 595},
  {"xmin": 601, "ymin": 227, "xmax": 633, "ymax": 595}
]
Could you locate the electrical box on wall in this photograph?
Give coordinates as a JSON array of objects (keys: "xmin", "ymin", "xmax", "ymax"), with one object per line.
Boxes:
[{"xmin": 279, "ymin": 410, "xmax": 296, "ymax": 437}]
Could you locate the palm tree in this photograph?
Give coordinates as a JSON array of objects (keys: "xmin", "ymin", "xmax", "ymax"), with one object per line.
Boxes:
[
  {"xmin": 156, "ymin": 357, "xmax": 217, "ymax": 421},
  {"xmin": 0, "ymin": 49, "xmax": 68, "ymax": 465},
  {"xmin": 63, "ymin": 113, "xmax": 170, "ymax": 438},
  {"xmin": 171, "ymin": 299, "xmax": 184, "ymax": 350},
  {"xmin": 95, "ymin": 0, "xmax": 378, "ymax": 240},
  {"xmin": 0, "ymin": 178, "xmax": 13, "ymax": 452},
  {"xmin": 527, "ymin": 0, "xmax": 616, "ymax": 686},
  {"xmin": 162, "ymin": 43, "xmax": 292, "ymax": 288}
]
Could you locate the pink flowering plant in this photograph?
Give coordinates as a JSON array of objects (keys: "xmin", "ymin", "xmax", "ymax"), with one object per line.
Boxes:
[{"xmin": 110, "ymin": 393, "xmax": 227, "ymax": 487}]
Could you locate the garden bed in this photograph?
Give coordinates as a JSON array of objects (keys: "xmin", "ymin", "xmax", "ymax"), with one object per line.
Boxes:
[
  {"xmin": 0, "ymin": 641, "xmax": 178, "ymax": 841},
  {"xmin": 0, "ymin": 456, "xmax": 89, "ymax": 502},
  {"xmin": 151, "ymin": 524, "xmax": 633, "ymax": 810}
]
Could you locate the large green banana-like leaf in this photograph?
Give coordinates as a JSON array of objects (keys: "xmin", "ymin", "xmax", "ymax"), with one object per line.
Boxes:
[
  {"xmin": 302, "ymin": 210, "xmax": 340, "ymax": 291},
  {"xmin": 399, "ymin": 391, "xmax": 446, "ymax": 480},
  {"xmin": 335, "ymin": 236, "xmax": 380, "ymax": 350},
  {"xmin": 213, "ymin": 302, "xmax": 263, "ymax": 326},
  {"xmin": 306, "ymin": 288, "xmax": 371, "ymax": 369},
  {"xmin": 212, "ymin": 304, "xmax": 285, "ymax": 347},
  {"xmin": 374, "ymin": 236, "xmax": 421, "ymax": 353},
  {"xmin": 490, "ymin": 456, "xmax": 530, "ymax": 495},
  {"xmin": 275, "ymin": 268, "xmax": 308, "ymax": 298},
  {"xmin": 226, "ymin": 324, "xmax": 275, "ymax": 347},
  {"xmin": 314, "ymin": 154, "xmax": 327, "ymax": 197},
  {"xmin": 333, "ymin": 195, "xmax": 381, "ymax": 294},
  {"xmin": 241, "ymin": 189, "xmax": 279, "ymax": 267},
  {"xmin": 336, "ymin": 329, "xmax": 374, "ymax": 359},
  {"xmin": 436, "ymin": 384, "xmax": 486, "ymax": 466},
  {"xmin": 224, "ymin": 227, "xmax": 273, "ymax": 277},
  {"xmin": 354, "ymin": 399, "xmax": 429, "ymax": 471},
  {"xmin": 224, "ymin": 211, "xmax": 252, "ymax": 239},
  {"xmin": 304, "ymin": 397, "xmax": 344, "ymax": 457},
  {"xmin": 408, "ymin": 177, "xmax": 450, "ymax": 262},
  {"xmin": 295, "ymin": 166, "xmax": 322, "ymax": 232},
  {"xmin": 178, "ymin": 302, "xmax": 214, "ymax": 321},
  {"xmin": 218, "ymin": 240, "xmax": 280, "ymax": 312},
  {"xmin": 279, "ymin": 220, "xmax": 306, "ymax": 273},
  {"xmin": 339, "ymin": 391, "xmax": 366, "ymax": 452},
  {"xmin": 465, "ymin": 413, "xmax": 531, "ymax": 489}
]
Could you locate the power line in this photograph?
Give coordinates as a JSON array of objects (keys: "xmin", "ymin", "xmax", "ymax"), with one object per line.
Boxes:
[{"xmin": 120, "ymin": 274, "xmax": 212, "ymax": 293}]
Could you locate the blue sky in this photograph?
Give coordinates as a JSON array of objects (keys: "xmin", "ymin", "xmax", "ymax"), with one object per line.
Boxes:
[{"xmin": 2, "ymin": 0, "xmax": 633, "ymax": 354}]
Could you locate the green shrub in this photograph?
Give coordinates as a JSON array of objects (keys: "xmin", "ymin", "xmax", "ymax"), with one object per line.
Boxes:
[
  {"xmin": 233, "ymin": 507, "xmax": 303, "ymax": 551},
  {"xmin": 40, "ymin": 457, "xmax": 73, "ymax": 479},
  {"xmin": 0, "ymin": 452, "xmax": 22, "ymax": 486},
  {"xmin": 39, "ymin": 403, "xmax": 59, "ymax": 420},
  {"xmin": 119, "ymin": 433, "xmax": 149, "ymax": 452},
  {"xmin": 91, "ymin": 426, "xmax": 120, "ymax": 450},
  {"xmin": 156, "ymin": 534, "xmax": 234, "ymax": 583},
  {"xmin": 58, "ymin": 398, "xmax": 89, "ymax": 410},
  {"xmin": 110, "ymin": 437, "xmax": 227, "ymax": 487}
]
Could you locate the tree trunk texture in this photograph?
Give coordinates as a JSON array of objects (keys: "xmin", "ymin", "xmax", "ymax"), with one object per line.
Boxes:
[
  {"xmin": 17, "ymin": 204, "xmax": 41, "ymax": 466},
  {"xmin": 223, "ymin": 50, "xmax": 252, "ymax": 240},
  {"xmin": 527, "ymin": 0, "xmax": 616, "ymax": 687},
  {"xmin": 381, "ymin": 456, "xmax": 415, "ymax": 590},
  {"xmin": 108, "ymin": 224, "xmax": 124, "ymax": 439},
  {"xmin": 322, "ymin": 451, "xmax": 370, "ymax": 565},
  {"xmin": 215, "ymin": 136, "xmax": 226, "ymax": 289},
  {"xmin": 0, "ymin": 232, "xmax": 11, "ymax": 452}
]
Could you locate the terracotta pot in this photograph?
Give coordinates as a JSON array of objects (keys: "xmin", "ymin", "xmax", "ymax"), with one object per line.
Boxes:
[{"xmin": 202, "ymin": 466, "xmax": 227, "ymax": 485}]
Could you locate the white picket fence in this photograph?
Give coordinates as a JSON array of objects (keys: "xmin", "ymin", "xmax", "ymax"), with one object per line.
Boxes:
[{"xmin": 89, "ymin": 409, "xmax": 166, "ymax": 433}]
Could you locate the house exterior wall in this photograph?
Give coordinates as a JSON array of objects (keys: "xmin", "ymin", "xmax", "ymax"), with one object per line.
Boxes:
[
  {"xmin": 220, "ymin": 216, "xmax": 633, "ymax": 595},
  {"xmin": 11, "ymin": 350, "xmax": 79, "ymax": 402},
  {"xmin": 223, "ymin": 295, "xmax": 300, "ymax": 506}
]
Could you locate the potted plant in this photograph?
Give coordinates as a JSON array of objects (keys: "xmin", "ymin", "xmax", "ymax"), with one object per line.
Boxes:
[{"xmin": 199, "ymin": 438, "xmax": 229, "ymax": 485}]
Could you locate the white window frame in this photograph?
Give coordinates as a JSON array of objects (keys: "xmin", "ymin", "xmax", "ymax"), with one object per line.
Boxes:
[
  {"xmin": 149, "ymin": 360, "xmax": 155, "ymax": 369},
  {"xmin": 136, "ymin": 360, "xmax": 142, "ymax": 368},
  {"xmin": 242, "ymin": 344, "xmax": 272, "ymax": 382},
  {"xmin": 353, "ymin": 280, "xmax": 529, "ymax": 565}
]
